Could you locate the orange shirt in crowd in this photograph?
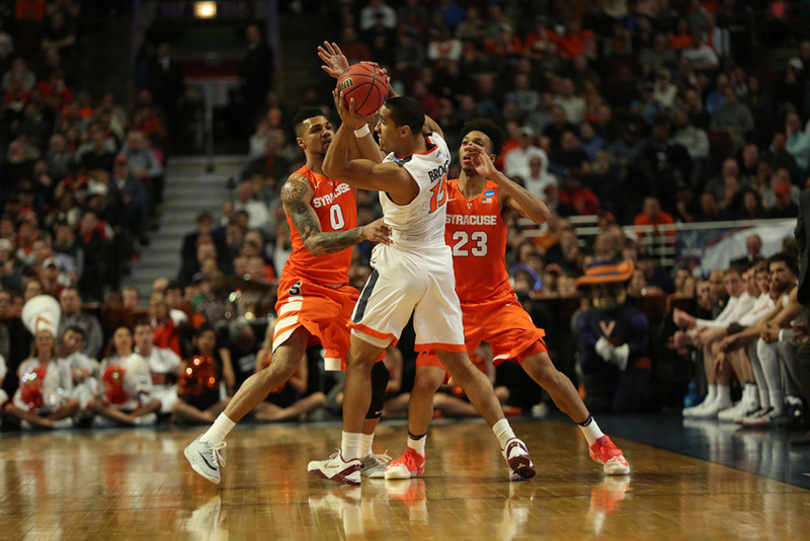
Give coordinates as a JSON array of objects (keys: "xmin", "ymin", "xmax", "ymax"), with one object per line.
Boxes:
[{"xmin": 634, "ymin": 210, "xmax": 676, "ymax": 237}]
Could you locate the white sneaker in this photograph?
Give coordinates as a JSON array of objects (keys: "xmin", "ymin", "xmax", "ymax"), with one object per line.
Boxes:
[
  {"xmin": 695, "ymin": 399, "xmax": 732, "ymax": 419},
  {"xmin": 51, "ymin": 418, "xmax": 74, "ymax": 429},
  {"xmin": 134, "ymin": 412, "xmax": 157, "ymax": 426},
  {"xmin": 717, "ymin": 401, "xmax": 744, "ymax": 421},
  {"xmin": 682, "ymin": 398, "xmax": 711, "ymax": 417},
  {"xmin": 308, "ymin": 451, "xmax": 362, "ymax": 485},
  {"xmin": 361, "ymin": 451, "xmax": 391, "ymax": 478},
  {"xmin": 184, "ymin": 435, "xmax": 227, "ymax": 484}
]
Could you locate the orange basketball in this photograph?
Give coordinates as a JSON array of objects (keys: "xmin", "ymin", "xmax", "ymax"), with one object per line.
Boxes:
[{"xmin": 336, "ymin": 63, "xmax": 389, "ymax": 116}]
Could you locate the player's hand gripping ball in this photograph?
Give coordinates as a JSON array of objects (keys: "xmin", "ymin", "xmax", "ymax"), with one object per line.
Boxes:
[{"xmin": 336, "ymin": 63, "xmax": 389, "ymax": 116}]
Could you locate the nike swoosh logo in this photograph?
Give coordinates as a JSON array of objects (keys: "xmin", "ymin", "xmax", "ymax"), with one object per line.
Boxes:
[
  {"xmin": 199, "ymin": 452, "xmax": 217, "ymax": 470},
  {"xmin": 374, "ymin": 410, "xmax": 383, "ymax": 415},
  {"xmin": 447, "ymin": 198, "xmax": 456, "ymax": 202}
]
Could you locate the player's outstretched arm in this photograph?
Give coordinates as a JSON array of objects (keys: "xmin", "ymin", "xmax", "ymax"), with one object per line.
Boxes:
[
  {"xmin": 467, "ymin": 145, "xmax": 550, "ymax": 225},
  {"xmin": 281, "ymin": 173, "xmax": 391, "ymax": 257}
]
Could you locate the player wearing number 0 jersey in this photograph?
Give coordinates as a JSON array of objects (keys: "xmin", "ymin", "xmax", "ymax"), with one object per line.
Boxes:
[
  {"xmin": 184, "ymin": 107, "xmax": 392, "ymax": 484},
  {"xmin": 384, "ymin": 119, "xmax": 630, "ymax": 480},
  {"xmin": 307, "ymin": 81, "xmax": 536, "ymax": 486}
]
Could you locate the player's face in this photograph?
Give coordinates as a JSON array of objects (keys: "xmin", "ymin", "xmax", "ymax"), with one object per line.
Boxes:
[
  {"xmin": 769, "ymin": 261, "xmax": 794, "ymax": 291},
  {"xmin": 297, "ymin": 115, "xmax": 333, "ymax": 156},
  {"xmin": 459, "ymin": 130, "xmax": 494, "ymax": 172},
  {"xmin": 755, "ymin": 270, "xmax": 770, "ymax": 294},
  {"xmin": 375, "ymin": 105, "xmax": 396, "ymax": 153}
]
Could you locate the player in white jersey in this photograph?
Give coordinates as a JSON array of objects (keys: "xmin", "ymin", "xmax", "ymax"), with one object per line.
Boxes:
[{"xmin": 307, "ymin": 85, "xmax": 535, "ymax": 485}]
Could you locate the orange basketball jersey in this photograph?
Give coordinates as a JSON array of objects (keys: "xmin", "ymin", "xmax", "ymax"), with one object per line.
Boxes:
[
  {"xmin": 282, "ymin": 165, "xmax": 357, "ymax": 286},
  {"xmin": 444, "ymin": 178, "xmax": 513, "ymax": 303}
]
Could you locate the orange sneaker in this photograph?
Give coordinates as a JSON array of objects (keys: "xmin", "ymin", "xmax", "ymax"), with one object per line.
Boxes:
[
  {"xmin": 384, "ymin": 447, "xmax": 425, "ymax": 480},
  {"xmin": 588, "ymin": 436, "xmax": 630, "ymax": 475}
]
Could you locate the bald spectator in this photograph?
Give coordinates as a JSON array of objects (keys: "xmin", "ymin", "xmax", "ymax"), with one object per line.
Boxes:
[
  {"xmin": 730, "ymin": 235, "xmax": 764, "ymax": 270},
  {"xmin": 57, "ymin": 287, "xmax": 104, "ymax": 359}
]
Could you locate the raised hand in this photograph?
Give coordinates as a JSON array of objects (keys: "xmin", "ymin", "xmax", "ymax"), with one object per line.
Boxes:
[
  {"xmin": 332, "ymin": 89, "xmax": 376, "ymax": 130},
  {"xmin": 467, "ymin": 144, "xmax": 498, "ymax": 179},
  {"xmin": 318, "ymin": 41, "xmax": 349, "ymax": 79}
]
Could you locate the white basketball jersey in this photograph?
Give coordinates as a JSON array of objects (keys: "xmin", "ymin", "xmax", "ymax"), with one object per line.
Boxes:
[{"xmin": 380, "ymin": 133, "xmax": 451, "ymax": 249}]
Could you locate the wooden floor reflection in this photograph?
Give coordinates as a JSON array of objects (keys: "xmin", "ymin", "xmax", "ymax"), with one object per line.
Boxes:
[{"xmin": 2, "ymin": 420, "xmax": 810, "ymax": 540}]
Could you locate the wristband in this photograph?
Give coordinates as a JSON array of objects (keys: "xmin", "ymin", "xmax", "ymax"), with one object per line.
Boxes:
[{"xmin": 354, "ymin": 124, "xmax": 370, "ymax": 138}]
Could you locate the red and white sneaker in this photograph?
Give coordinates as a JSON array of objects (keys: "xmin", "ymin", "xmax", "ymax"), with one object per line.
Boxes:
[
  {"xmin": 384, "ymin": 447, "xmax": 425, "ymax": 480},
  {"xmin": 308, "ymin": 451, "xmax": 362, "ymax": 485},
  {"xmin": 503, "ymin": 438, "xmax": 536, "ymax": 480},
  {"xmin": 589, "ymin": 436, "xmax": 630, "ymax": 475}
]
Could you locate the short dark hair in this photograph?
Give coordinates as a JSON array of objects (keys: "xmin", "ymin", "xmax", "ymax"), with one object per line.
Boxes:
[
  {"xmin": 384, "ymin": 96, "xmax": 424, "ymax": 135},
  {"xmin": 166, "ymin": 280, "xmax": 184, "ymax": 294},
  {"xmin": 292, "ymin": 107, "xmax": 327, "ymax": 136},
  {"xmin": 66, "ymin": 325, "xmax": 85, "ymax": 339},
  {"xmin": 460, "ymin": 118, "xmax": 505, "ymax": 157},
  {"xmin": 768, "ymin": 252, "xmax": 799, "ymax": 277}
]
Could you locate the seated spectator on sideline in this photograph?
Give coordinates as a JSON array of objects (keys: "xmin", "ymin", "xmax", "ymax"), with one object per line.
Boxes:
[
  {"xmin": 87, "ymin": 326, "xmax": 161, "ymax": 427},
  {"xmin": 173, "ymin": 325, "xmax": 234, "ymax": 423},
  {"xmin": 248, "ymin": 322, "xmax": 326, "ymax": 422},
  {"xmin": 57, "ymin": 287, "xmax": 103, "ymax": 359},
  {"xmin": 503, "ymin": 126, "xmax": 546, "ymax": 180},
  {"xmin": 3, "ymin": 320, "xmax": 78, "ymax": 429},
  {"xmin": 132, "ymin": 322, "xmax": 181, "ymax": 419},
  {"xmin": 730, "ymin": 235, "xmax": 764, "ymax": 270},
  {"xmin": 149, "ymin": 293, "xmax": 182, "ymax": 357}
]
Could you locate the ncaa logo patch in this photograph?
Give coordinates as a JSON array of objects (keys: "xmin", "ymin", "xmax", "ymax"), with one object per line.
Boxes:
[{"xmin": 482, "ymin": 189, "xmax": 495, "ymax": 203}]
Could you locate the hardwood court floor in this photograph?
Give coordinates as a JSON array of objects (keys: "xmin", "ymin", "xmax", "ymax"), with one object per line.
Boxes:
[{"xmin": 2, "ymin": 418, "xmax": 810, "ymax": 540}]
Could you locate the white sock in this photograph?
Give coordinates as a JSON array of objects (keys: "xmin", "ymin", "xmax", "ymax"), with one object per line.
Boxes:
[
  {"xmin": 716, "ymin": 385, "xmax": 731, "ymax": 405},
  {"xmin": 201, "ymin": 413, "xmax": 236, "ymax": 445},
  {"xmin": 757, "ymin": 339, "xmax": 783, "ymax": 411},
  {"xmin": 360, "ymin": 432, "xmax": 374, "ymax": 457},
  {"xmin": 492, "ymin": 418, "xmax": 516, "ymax": 449},
  {"xmin": 341, "ymin": 431, "xmax": 363, "ymax": 461},
  {"xmin": 769, "ymin": 391, "xmax": 785, "ymax": 415},
  {"xmin": 706, "ymin": 384, "xmax": 718, "ymax": 403},
  {"xmin": 407, "ymin": 433, "xmax": 426, "ymax": 456},
  {"xmin": 745, "ymin": 383, "xmax": 759, "ymax": 410},
  {"xmin": 577, "ymin": 416, "xmax": 604, "ymax": 446}
]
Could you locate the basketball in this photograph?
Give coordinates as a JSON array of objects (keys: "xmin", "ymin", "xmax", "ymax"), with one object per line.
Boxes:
[{"xmin": 336, "ymin": 63, "xmax": 389, "ymax": 116}]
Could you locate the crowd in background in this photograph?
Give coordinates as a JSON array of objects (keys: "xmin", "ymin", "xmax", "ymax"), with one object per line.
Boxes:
[{"xmin": 1, "ymin": 0, "xmax": 809, "ymax": 430}]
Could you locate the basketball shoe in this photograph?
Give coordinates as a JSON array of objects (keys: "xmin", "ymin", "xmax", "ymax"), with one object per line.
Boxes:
[
  {"xmin": 308, "ymin": 451, "xmax": 362, "ymax": 485},
  {"xmin": 384, "ymin": 447, "xmax": 425, "ymax": 480},
  {"xmin": 184, "ymin": 435, "xmax": 226, "ymax": 484},
  {"xmin": 589, "ymin": 436, "xmax": 630, "ymax": 475},
  {"xmin": 503, "ymin": 438, "xmax": 536, "ymax": 480},
  {"xmin": 361, "ymin": 451, "xmax": 391, "ymax": 478}
]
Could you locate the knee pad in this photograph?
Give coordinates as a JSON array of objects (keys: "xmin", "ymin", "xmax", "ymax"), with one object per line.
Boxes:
[{"xmin": 366, "ymin": 361, "xmax": 390, "ymax": 419}]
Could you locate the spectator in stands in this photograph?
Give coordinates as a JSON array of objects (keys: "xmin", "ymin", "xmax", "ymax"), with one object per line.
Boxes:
[
  {"xmin": 149, "ymin": 293, "xmax": 182, "ymax": 357},
  {"xmin": 79, "ymin": 129, "xmax": 116, "ymax": 173},
  {"xmin": 60, "ymin": 325, "xmax": 97, "ymax": 415},
  {"xmin": 551, "ymin": 130, "xmax": 590, "ymax": 178},
  {"xmin": 57, "ymin": 287, "xmax": 102, "ymax": 359},
  {"xmin": 122, "ymin": 285, "xmax": 139, "ymax": 309},
  {"xmin": 240, "ymin": 23, "xmax": 274, "ymax": 131},
  {"xmin": 109, "ymin": 156, "xmax": 149, "ymax": 245},
  {"xmin": 682, "ymin": 32, "xmax": 720, "ymax": 71},
  {"xmin": 542, "ymin": 105, "xmax": 579, "ymax": 152},
  {"xmin": 766, "ymin": 180, "xmax": 799, "ymax": 218},
  {"xmin": 148, "ymin": 42, "xmax": 185, "ymax": 122},
  {"xmin": 118, "ymin": 130, "xmax": 163, "ymax": 205},
  {"xmin": 785, "ymin": 111, "xmax": 810, "ymax": 174},
  {"xmin": 504, "ymin": 126, "xmax": 546, "ymax": 180},
  {"xmin": 634, "ymin": 196, "xmax": 675, "ymax": 238}
]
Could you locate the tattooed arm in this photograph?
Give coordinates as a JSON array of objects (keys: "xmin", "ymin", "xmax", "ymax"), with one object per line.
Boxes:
[{"xmin": 281, "ymin": 173, "xmax": 391, "ymax": 257}]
